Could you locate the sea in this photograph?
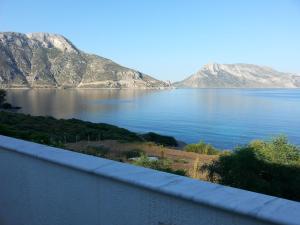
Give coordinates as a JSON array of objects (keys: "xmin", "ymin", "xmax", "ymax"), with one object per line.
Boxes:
[{"xmin": 6, "ymin": 88, "xmax": 300, "ymax": 149}]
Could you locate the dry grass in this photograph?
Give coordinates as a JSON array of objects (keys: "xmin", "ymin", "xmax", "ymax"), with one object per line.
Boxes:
[{"xmin": 66, "ymin": 140, "xmax": 218, "ymax": 180}]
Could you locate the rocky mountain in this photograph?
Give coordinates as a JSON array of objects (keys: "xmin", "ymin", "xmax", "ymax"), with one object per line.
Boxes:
[
  {"xmin": 174, "ymin": 63, "xmax": 300, "ymax": 88},
  {"xmin": 0, "ymin": 32, "xmax": 170, "ymax": 88}
]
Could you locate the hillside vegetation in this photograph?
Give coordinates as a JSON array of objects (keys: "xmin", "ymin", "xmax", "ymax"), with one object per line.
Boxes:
[
  {"xmin": 0, "ymin": 111, "xmax": 142, "ymax": 146},
  {"xmin": 0, "ymin": 111, "xmax": 179, "ymax": 148},
  {"xmin": 202, "ymin": 136, "xmax": 300, "ymax": 201}
]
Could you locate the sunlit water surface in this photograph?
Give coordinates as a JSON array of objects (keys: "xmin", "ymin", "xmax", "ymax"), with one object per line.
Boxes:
[{"xmin": 6, "ymin": 89, "xmax": 300, "ymax": 149}]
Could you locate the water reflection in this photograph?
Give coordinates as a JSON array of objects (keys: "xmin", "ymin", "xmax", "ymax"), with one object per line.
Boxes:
[
  {"xmin": 6, "ymin": 88, "xmax": 300, "ymax": 149},
  {"xmin": 7, "ymin": 89, "xmax": 157, "ymax": 118}
]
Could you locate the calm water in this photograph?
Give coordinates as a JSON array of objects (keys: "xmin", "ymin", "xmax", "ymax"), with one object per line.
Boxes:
[{"xmin": 6, "ymin": 89, "xmax": 300, "ymax": 149}]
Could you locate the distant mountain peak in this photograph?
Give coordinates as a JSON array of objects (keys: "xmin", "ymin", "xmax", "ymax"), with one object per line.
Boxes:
[
  {"xmin": 202, "ymin": 63, "xmax": 220, "ymax": 72},
  {"xmin": 174, "ymin": 63, "xmax": 300, "ymax": 88},
  {"xmin": 25, "ymin": 32, "xmax": 78, "ymax": 53}
]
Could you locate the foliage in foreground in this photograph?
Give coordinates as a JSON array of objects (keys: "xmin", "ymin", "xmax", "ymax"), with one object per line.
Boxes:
[
  {"xmin": 202, "ymin": 136, "xmax": 300, "ymax": 202},
  {"xmin": 133, "ymin": 154, "xmax": 187, "ymax": 176},
  {"xmin": 184, "ymin": 141, "xmax": 220, "ymax": 155}
]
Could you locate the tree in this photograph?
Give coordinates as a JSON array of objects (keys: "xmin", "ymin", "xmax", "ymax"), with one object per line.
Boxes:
[{"xmin": 202, "ymin": 136, "xmax": 300, "ymax": 201}]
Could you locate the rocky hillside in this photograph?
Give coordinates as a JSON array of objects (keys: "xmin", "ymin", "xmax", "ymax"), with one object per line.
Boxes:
[
  {"xmin": 0, "ymin": 32, "xmax": 170, "ymax": 88},
  {"xmin": 174, "ymin": 63, "xmax": 300, "ymax": 88}
]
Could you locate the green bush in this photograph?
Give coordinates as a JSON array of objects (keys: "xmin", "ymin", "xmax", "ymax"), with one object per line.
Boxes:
[
  {"xmin": 184, "ymin": 141, "xmax": 219, "ymax": 155},
  {"xmin": 122, "ymin": 149, "xmax": 144, "ymax": 159},
  {"xmin": 202, "ymin": 136, "xmax": 300, "ymax": 202},
  {"xmin": 133, "ymin": 154, "xmax": 162, "ymax": 168},
  {"xmin": 133, "ymin": 154, "xmax": 186, "ymax": 176}
]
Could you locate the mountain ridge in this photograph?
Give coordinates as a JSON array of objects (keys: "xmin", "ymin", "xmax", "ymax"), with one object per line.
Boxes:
[
  {"xmin": 0, "ymin": 32, "xmax": 170, "ymax": 89},
  {"xmin": 1, "ymin": 32, "xmax": 299, "ymax": 89},
  {"xmin": 174, "ymin": 63, "xmax": 300, "ymax": 88}
]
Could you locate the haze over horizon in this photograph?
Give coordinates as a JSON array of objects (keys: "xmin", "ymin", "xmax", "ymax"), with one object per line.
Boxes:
[{"xmin": 1, "ymin": 0, "xmax": 299, "ymax": 81}]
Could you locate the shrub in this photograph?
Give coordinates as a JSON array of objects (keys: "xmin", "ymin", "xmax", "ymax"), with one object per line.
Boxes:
[
  {"xmin": 122, "ymin": 149, "xmax": 144, "ymax": 159},
  {"xmin": 133, "ymin": 154, "xmax": 162, "ymax": 168},
  {"xmin": 133, "ymin": 154, "xmax": 186, "ymax": 176},
  {"xmin": 202, "ymin": 136, "xmax": 300, "ymax": 202},
  {"xmin": 249, "ymin": 136, "xmax": 300, "ymax": 164},
  {"xmin": 184, "ymin": 141, "xmax": 219, "ymax": 155}
]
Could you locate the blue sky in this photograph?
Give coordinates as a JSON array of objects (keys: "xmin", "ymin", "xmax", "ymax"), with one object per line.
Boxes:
[{"xmin": 1, "ymin": 0, "xmax": 300, "ymax": 81}]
